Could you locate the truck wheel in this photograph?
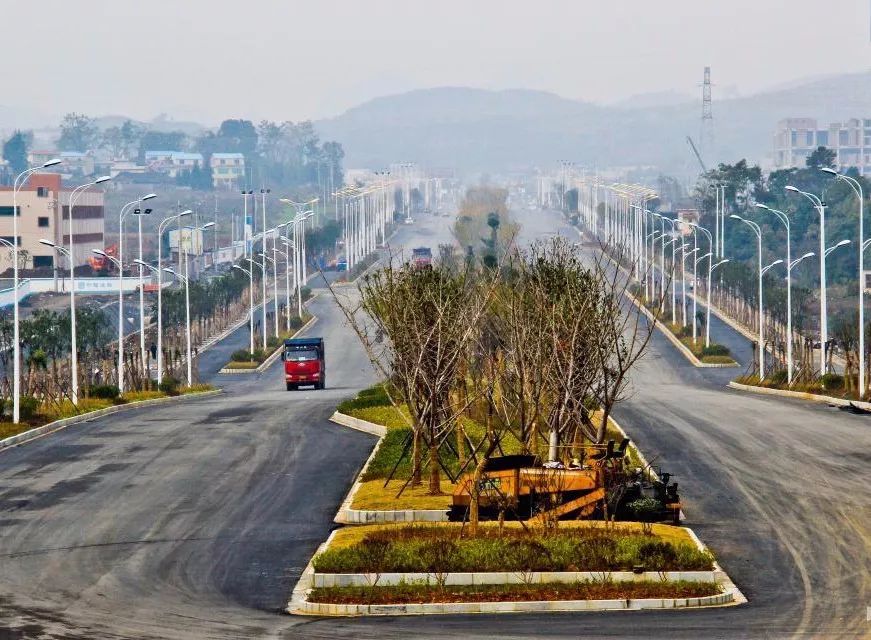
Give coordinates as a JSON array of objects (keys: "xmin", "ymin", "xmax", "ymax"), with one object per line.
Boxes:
[
  {"xmin": 286, "ymin": 382, "xmax": 294, "ymax": 391},
  {"xmin": 317, "ymin": 380, "xmax": 325, "ymax": 390}
]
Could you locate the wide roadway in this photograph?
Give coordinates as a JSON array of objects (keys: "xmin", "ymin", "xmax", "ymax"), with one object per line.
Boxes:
[{"xmin": 1, "ymin": 210, "xmax": 869, "ymax": 639}]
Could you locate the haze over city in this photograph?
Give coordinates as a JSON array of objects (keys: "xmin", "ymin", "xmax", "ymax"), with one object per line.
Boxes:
[{"xmin": 2, "ymin": 0, "xmax": 870, "ymax": 124}]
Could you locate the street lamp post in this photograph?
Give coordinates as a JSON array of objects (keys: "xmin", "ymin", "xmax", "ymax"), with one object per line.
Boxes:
[
  {"xmin": 11, "ymin": 158, "xmax": 61, "ymax": 423},
  {"xmin": 162, "ymin": 267, "xmax": 192, "ymax": 385},
  {"xmin": 756, "ymin": 203, "xmax": 795, "ymax": 382},
  {"xmin": 233, "ymin": 265, "xmax": 255, "ymax": 355},
  {"xmin": 731, "ymin": 214, "xmax": 780, "ymax": 378},
  {"xmin": 117, "ymin": 194, "xmax": 156, "ymax": 391},
  {"xmin": 786, "ymin": 186, "xmax": 828, "ymax": 375},
  {"xmin": 61, "ymin": 175, "xmax": 112, "ymax": 404},
  {"xmin": 822, "ymin": 168, "xmax": 866, "ymax": 396},
  {"xmin": 155, "ymin": 211, "xmax": 192, "ymax": 382},
  {"xmin": 259, "ymin": 251, "xmax": 279, "ymax": 338},
  {"xmin": 687, "ymin": 222, "xmax": 713, "ymax": 345}
]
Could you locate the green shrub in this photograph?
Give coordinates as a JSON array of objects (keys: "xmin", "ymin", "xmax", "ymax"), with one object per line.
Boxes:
[
  {"xmin": 231, "ymin": 349, "xmax": 253, "ymax": 362},
  {"xmin": 89, "ymin": 384, "xmax": 121, "ymax": 400},
  {"xmin": 267, "ymin": 335, "xmax": 282, "ymax": 350},
  {"xmin": 158, "ymin": 376, "xmax": 180, "ymax": 396},
  {"xmin": 301, "ymin": 286, "xmax": 312, "ymax": 301},
  {"xmin": 289, "ymin": 315, "xmax": 304, "ymax": 330},
  {"xmin": 19, "ymin": 396, "xmax": 39, "ymax": 420},
  {"xmin": 767, "ymin": 369, "xmax": 788, "ymax": 386},
  {"xmin": 820, "ymin": 373, "xmax": 844, "ymax": 389},
  {"xmin": 701, "ymin": 344, "xmax": 730, "ymax": 357},
  {"xmin": 626, "ymin": 497, "xmax": 663, "ymax": 521}
]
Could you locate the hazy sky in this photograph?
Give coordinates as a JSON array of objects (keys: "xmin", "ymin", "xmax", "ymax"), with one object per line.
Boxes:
[{"xmin": 4, "ymin": 0, "xmax": 870, "ymax": 126}]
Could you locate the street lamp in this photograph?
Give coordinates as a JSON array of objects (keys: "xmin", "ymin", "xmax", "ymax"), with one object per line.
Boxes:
[
  {"xmin": 156, "ymin": 210, "xmax": 192, "ymax": 382},
  {"xmin": 731, "ymin": 214, "xmax": 775, "ymax": 378},
  {"xmin": 247, "ymin": 256, "xmax": 267, "ymax": 349},
  {"xmin": 687, "ymin": 222, "xmax": 712, "ymax": 340},
  {"xmin": 162, "ymin": 267, "xmax": 192, "ymax": 386},
  {"xmin": 259, "ymin": 251, "xmax": 279, "ymax": 338},
  {"xmin": 117, "ymin": 195, "xmax": 155, "ymax": 391},
  {"xmin": 11, "ymin": 158, "xmax": 61, "ymax": 423},
  {"xmin": 706, "ymin": 258, "xmax": 730, "ymax": 347},
  {"xmin": 232, "ymin": 264, "xmax": 255, "ymax": 355},
  {"xmin": 822, "ymin": 167, "xmax": 866, "ymax": 396},
  {"xmin": 786, "ymin": 185, "xmax": 829, "ymax": 375},
  {"xmin": 39, "ymin": 239, "xmax": 76, "ymax": 397},
  {"xmin": 272, "ymin": 245, "xmax": 291, "ymax": 331},
  {"xmin": 58, "ymin": 175, "xmax": 112, "ymax": 404},
  {"xmin": 756, "ymin": 202, "xmax": 796, "ymax": 383}
]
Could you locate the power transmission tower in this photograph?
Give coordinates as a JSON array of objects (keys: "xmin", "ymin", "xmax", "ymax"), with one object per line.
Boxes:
[{"xmin": 700, "ymin": 66, "xmax": 714, "ymax": 167}]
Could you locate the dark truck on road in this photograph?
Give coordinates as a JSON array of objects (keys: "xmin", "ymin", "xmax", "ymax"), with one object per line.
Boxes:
[{"xmin": 282, "ymin": 337, "xmax": 325, "ymax": 390}]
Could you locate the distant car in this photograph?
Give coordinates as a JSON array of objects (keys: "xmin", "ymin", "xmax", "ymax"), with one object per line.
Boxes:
[{"xmin": 404, "ymin": 218, "xmax": 414, "ymax": 225}]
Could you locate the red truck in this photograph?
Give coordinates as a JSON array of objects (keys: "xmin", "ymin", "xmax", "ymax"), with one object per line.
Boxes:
[
  {"xmin": 411, "ymin": 246, "xmax": 433, "ymax": 268},
  {"xmin": 282, "ymin": 337, "xmax": 326, "ymax": 390}
]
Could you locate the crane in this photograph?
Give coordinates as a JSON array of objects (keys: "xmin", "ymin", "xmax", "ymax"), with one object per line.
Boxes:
[{"xmin": 686, "ymin": 136, "xmax": 707, "ymax": 173}]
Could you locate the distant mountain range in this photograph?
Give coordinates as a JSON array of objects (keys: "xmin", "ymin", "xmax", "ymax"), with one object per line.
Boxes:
[
  {"xmin": 5, "ymin": 69, "xmax": 871, "ymax": 176},
  {"xmin": 315, "ymin": 70, "xmax": 871, "ymax": 175}
]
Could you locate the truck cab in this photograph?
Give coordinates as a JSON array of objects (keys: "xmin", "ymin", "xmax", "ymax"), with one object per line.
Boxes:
[{"xmin": 282, "ymin": 337, "xmax": 325, "ymax": 390}]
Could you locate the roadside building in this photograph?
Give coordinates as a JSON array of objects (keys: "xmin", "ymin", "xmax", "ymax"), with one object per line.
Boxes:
[
  {"xmin": 144, "ymin": 150, "xmax": 204, "ymax": 178},
  {"xmin": 59, "ymin": 151, "xmax": 95, "ymax": 177},
  {"xmin": 210, "ymin": 153, "xmax": 245, "ymax": 189},
  {"xmin": 774, "ymin": 118, "xmax": 871, "ymax": 174},
  {"xmin": 0, "ymin": 173, "xmax": 106, "ymax": 271}
]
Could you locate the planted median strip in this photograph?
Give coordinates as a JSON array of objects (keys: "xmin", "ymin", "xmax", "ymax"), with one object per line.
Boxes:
[
  {"xmin": 220, "ymin": 313, "xmax": 314, "ymax": 373},
  {"xmin": 289, "ymin": 521, "xmax": 739, "ymax": 614}
]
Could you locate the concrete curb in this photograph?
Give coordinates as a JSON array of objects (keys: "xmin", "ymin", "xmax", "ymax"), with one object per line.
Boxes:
[
  {"xmin": 329, "ymin": 411, "xmax": 387, "ymax": 437},
  {"xmin": 311, "ymin": 570, "xmax": 719, "ymax": 588},
  {"xmin": 628, "ymin": 295, "xmax": 737, "ymax": 369},
  {"xmin": 218, "ymin": 314, "xmax": 319, "ymax": 375},
  {"xmin": 293, "ymin": 592, "xmax": 735, "ymax": 616},
  {"xmin": 572, "ymin": 224, "xmax": 736, "ymax": 369},
  {"xmin": 0, "ymin": 389, "xmax": 223, "ymax": 453},
  {"xmin": 330, "ymin": 411, "xmax": 448, "ymax": 524},
  {"xmin": 727, "ymin": 380, "xmax": 871, "ymax": 410}
]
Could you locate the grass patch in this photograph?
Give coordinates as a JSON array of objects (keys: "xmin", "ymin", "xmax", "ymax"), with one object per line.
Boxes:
[
  {"xmin": 309, "ymin": 580, "xmax": 721, "ymax": 604},
  {"xmin": 352, "ymin": 479, "xmax": 456, "ymax": 511},
  {"xmin": 224, "ymin": 361, "xmax": 259, "ymax": 370},
  {"xmin": 313, "ymin": 523, "xmax": 713, "ymax": 574},
  {"xmin": 328, "ymin": 521, "xmax": 696, "ymax": 551}
]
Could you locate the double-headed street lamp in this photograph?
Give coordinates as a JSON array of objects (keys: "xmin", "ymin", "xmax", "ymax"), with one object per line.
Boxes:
[
  {"xmin": 756, "ymin": 203, "xmax": 798, "ymax": 383},
  {"xmin": 731, "ymin": 214, "xmax": 782, "ymax": 378},
  {"xmin": 11, "ymin": 157, "xmax": 61, "ymax": 423},
  {"xmin": 259, "ymin": 251, "xmax": 280, "ymax": 338},
  {"xmin": 822, "ymin": 167, "xmax": 866, "ymax": 396},
  {"xmin": 785, "ymin": 186, "xmax": 829, "ymax": 374},
  {"xmin": 232, "ymin": 264, "xmax": 255, "ymax": 355},
  {"xmin": 47, "ymin": 175, "xmax": 112, "ymax": 404},
  {"xmin": 247, "ymin": 255, "xmax": 267, "ymax": 349},
  {"xmin": 117, "ymin": 195, "xmax": 156, "ymax": 391},
  {"xmin": 154, "ymin": 211, "xmax": 192, "ymax": 382},
  {"xmin": 162, "ymin": 266, "xmax": 192, "ymax": 386}
]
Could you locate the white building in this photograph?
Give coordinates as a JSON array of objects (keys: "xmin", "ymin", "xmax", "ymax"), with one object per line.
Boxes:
[
  {"xmin": 210, "ymin": 153, "xmax": 245, "ymax": 189},
  {"xmin": 774, "ymin": 118, "xmax": 871, "ymax": 174}
]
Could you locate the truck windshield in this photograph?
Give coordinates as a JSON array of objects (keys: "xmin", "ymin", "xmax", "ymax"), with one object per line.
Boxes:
[{"xmin": 286, "ymin": 349, "xmax": 318, "ymax": 361}]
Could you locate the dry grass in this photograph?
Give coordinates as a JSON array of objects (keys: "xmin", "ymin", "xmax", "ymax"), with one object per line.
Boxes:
[
  {"xmin": 351, "ymin": 479, "xmax": 455, "ymax": 511},
  {"xmin": 224, "ymin": 361, "xmax": 259, "ymax": 370}
]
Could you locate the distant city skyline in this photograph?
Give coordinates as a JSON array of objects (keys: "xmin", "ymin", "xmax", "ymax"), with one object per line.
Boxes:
[{"xmin": 2, "ymin": 0, "xmax": 870, "ymax": 127}]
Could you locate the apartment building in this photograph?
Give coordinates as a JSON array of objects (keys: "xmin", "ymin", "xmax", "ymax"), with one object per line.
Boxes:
[
  {"xmin": 210, "ymin": 153, "xmax": 245, "ymax": 189},
  {"xmin": 774, "ymin": 117, "xmax": 871, "ymax": 174},
  {"xmin": 144, "ymin": 150, "xmax": 204, "ymax": 178},
  {"xmin": 0, "ymin": 173, "xmax": 105, "ymax": 271}
]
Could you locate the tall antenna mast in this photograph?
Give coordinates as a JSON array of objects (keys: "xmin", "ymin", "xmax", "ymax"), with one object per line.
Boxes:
[{"xmin": 701, "ymin": 66, "xmax": 714, "ymax": 166}]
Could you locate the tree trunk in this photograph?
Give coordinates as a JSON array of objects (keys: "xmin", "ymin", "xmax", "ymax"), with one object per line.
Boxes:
[
  {"xmin": 428, "ymin": 441, "xmax": 441, "ymax": 495},
  {"xmin": 411, "ymin": 429, "xmax": 422, "ymax": 486}
]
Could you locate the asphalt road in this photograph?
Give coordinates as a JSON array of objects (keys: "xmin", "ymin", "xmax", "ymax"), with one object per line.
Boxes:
[{"xmin": 1, "ymin": 210, "xmax": 870, "ymax": 639}]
